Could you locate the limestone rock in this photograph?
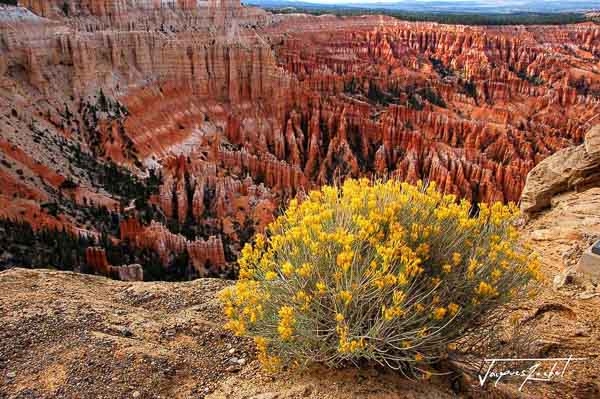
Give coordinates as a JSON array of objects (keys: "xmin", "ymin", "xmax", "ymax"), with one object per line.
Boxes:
[{"xmin": 521, "ymin": 125, "xmax": 600, "ymax": 214}]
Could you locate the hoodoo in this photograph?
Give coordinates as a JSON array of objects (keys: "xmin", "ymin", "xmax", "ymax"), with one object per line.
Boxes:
[{"xmin": 0, "ymin": 1, "xmax": 598, "ymax": 277}]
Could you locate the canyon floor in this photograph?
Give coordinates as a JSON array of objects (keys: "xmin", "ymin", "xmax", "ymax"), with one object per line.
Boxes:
[{"xmin": 2, "ymin": 184, "xmax": 600, "ymax": 399}]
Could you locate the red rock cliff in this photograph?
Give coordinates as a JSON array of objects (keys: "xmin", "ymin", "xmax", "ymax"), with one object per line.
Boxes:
[{"xmin": 1, "ymin": 4, "xmax": 599, "ymax": 277}]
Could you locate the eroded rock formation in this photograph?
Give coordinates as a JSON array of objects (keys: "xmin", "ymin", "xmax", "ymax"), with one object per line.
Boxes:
[
  {"xmin": 120, "ymin": 219, "xmax": 227, "ymax": 276},
  {"xmin": 1, "ymin": 1, "xmax": 599, "ymax": 277},
  {"xmin": 85, "ymin": 246, "xmax": 144, "ymax": 281}
]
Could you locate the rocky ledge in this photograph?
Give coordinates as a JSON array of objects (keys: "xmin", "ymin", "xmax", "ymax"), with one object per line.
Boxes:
[{"xmin": 521, "ymin": 125, "xmax": 600, "ymax": 214}]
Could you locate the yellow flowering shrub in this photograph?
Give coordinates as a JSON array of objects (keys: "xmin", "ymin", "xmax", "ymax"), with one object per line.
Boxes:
[{"xmin": 221, "ymin": 179, "xmax": 540, "ymax": 374}]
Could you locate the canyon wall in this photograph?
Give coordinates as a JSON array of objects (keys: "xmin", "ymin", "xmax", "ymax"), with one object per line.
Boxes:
[{"xmin": 1, "ymin": 3, "xmax": 599, "ymax": 276}]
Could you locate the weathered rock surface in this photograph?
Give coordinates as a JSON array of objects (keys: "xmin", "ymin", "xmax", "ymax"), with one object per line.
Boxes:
[
  {"xmin": 0, "ymin": 268, "xmax": 246, "ymax": 398},
  {"xmin": 521, "ymin": 125, "xmax": 600, "ymax": 214},
  {"xmin": 514, "ymin": 131, "xmax": 600, "ymax": 396},
  {"xmin": 518, "ymin": 186, "xmax": 600, "ymax": 398}
]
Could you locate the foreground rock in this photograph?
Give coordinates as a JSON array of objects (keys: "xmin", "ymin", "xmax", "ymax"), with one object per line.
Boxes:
[
  {"xmin": 521, "ymin": 125, "xmax": 600, "ymax": 214},
  {"xmin": 0, "ymin": 268, "xmax": 247, "ymax": 398},
  {"xmin": 520, "ymin": 187, "xmax": 600, "ymax": 398},
  {"xmin": 1, "ymin": 266, "xmax": 597, "ymax": 398},
  {"xmin": 517, "ymin": 134, "xmax": 600, "ymax": 398}
]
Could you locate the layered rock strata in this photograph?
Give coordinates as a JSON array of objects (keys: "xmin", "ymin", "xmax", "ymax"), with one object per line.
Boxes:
[{"xmin": 1, "ymin": 2, "xmax": 599, "ymax": 275}]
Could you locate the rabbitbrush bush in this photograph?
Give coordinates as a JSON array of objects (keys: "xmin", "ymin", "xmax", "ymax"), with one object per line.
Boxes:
[{"xmin": 221, "ymin": 179, "xmax": 541, "ymax": 374}]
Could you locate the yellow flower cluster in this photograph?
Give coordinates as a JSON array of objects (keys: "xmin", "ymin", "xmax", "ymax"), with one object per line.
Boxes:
[
  {"xmin": 297, "ymin": 263, "xmax": 313, "ymax": 278},
  {"xmin": 221, "ymin": 280, "xmax": 266, "ymax": 336},
  {"xmin": 336, "ymin": 251, "xmax": 354, "ymax": 273},
  {"xmin": 316, "ymin": 281, "xmax": 327, "ymax": 294},
  {"xmin": 277, "ymin": 306, "xmax": 296, "ymax": 341},
  {"xmin": 254, "ymin": 336, "xmax": 281, "ymax": 372},
  {"xmin": 382, "ymin": 305, "xmax": 405, "ymax": 320},
  {"xmin": 448, "ymin": 303, "xmax": 460, "ymax": 316},
  {"xmin": 221, "ymin": 178, "xmax": 540, "ymax": 374},
  {"xmin": 432, "ymin": 307, "xmax": 447, "ymax": 320},
  {"xmin": 281, "ymin": 261, "xmax": 294, "ymax": 277},
  {"xmin": 338, "ymin": 290, "xmax": 353, "ymax": 306},
  {"xmin": 475, "ymin": 281, "xmax": 498, "ymax": 297},
  {"xmin": 295, "ymin": 290, "xmax": 312, "ymax": 310},
  {"xmin": 336, "ymin": 321, "xmax": 366, "ymax": 354}
]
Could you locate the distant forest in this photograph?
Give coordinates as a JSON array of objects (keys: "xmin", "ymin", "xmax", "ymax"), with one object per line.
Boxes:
[
  {"xmin": 2, "ymin": 0, "xmax": 595, "ymax": 25},
  {"xmin": 261, "ymin": 7, "xmax": 594, "ymax": 26}
]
